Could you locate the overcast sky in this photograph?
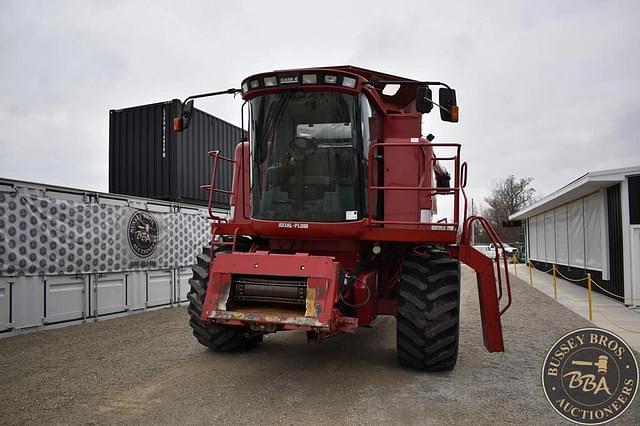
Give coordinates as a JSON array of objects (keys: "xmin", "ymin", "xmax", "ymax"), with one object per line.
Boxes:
[{"xmin": 1, "ymin": 0, "xmax": 639, "ymax": 212}]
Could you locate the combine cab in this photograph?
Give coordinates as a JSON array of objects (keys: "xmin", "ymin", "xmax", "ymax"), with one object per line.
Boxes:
[{"xmin": 175, "ymin": 66, "xmax": 511, "ymax": 370}]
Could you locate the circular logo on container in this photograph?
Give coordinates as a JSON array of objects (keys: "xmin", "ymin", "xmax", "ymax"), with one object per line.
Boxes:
[
  {"xmin": 542, "ymin": 328, "xmax": 638, "ymax": 424},
  {"xmin": 127, "ymin": 212, "xmax": 158, "ymax": 258}
]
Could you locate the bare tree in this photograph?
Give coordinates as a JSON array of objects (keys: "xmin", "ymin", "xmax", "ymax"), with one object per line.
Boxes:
[{"xmin": 478, "ymin": 175, "xmax": 536, "ymax": 244}]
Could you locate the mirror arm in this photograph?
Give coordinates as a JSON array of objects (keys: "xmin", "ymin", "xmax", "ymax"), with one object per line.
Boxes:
[
  {"xmin": 422, "ymin": 96, "xmax": 451, "ymax": 114},
  {"xmin": 183, "ymin": 87, "xmax": 241, "ymax": 105}
]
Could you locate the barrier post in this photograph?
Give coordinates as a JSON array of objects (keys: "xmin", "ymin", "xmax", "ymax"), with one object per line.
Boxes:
[
  {"xmin": 528, "ymin": 260, "xmax": 533, "ymax": 286},
  {"xmin": 512, "ymin": 254, "xmax": 518, "ymax": 277},
  {"xmin": 587, "ymin": 273, "xmax": 593, "ymax": 321},
  {"xmin": 552, "ymin": 264, "xmax": 558, "ymax": 300}
]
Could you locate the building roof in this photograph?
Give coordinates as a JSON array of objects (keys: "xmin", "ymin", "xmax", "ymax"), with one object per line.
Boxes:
[{"xmin": 509, "ymin": 165, "xmax": 640, "ymax": 220}]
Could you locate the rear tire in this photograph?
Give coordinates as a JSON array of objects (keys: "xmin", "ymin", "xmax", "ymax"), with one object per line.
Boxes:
[
  {"xmin": 396, "ymin": 246, "xmax": 461, "ymax": 371},
  {"xmin": 188, "ymin": 246, "xmax": 262, "ymax": 352}
]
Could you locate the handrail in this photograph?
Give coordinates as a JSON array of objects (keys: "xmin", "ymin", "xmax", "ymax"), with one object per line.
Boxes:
[
  {"xmin": 367, "ymin": 141, "xmax": 462, "ymax": 229},
  {"xmin": 462, "ymin": 215, "xmax": 512, "ymax": 316},
  {"xmin": 201, "ymin": 150, "xmax": 236, "ymax": 221}
]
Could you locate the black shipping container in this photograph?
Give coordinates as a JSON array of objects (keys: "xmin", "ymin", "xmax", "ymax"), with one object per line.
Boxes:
[{"xmin": 109, "ymin": 100, "xmax": 243, "ymax": 207}]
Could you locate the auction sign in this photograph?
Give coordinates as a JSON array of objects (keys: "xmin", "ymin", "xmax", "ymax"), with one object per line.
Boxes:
[{"xmin": 542, "ymin": 328, "xmax": 638, "ymax": 424}]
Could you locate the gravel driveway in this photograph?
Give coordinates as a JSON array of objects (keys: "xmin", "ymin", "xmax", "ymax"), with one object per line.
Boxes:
[{"xmin": 0, "ymin": 267, "xmax": 638, "ymax": 425}]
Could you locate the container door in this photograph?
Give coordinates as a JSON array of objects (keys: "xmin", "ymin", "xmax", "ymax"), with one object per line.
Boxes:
[
  {"xmin": 146, "ymin": 270, "xmax": 173, "ymax": 307},
  {"xmin": 0, "ymin": 279, "xmax": 10, "ymax": 331},
  {"xmin": 11, "ymin": 276, "xmax": 44, "ymax": 330},
  {"xmin": 177, "ymin": 267, "xmax": 192, "ymax": 303},
  {"xmin": 45, "ymin": 275, "xmax": 88, "ymax": 323},
  {"xmin": 93, "ymin": 273, "xmax": 127, "ymax": 316}
]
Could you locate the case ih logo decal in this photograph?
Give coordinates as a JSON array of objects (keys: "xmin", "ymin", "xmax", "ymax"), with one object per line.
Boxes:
[
  {"xmin": 542, "ymin": 328, "xmax": 638, "ymax": 424},
  {"xmin": 128, "ymin": 211, "xmax": 159, "ymax": 258},
  {"xmin": 278, "ymin": 222, "xmax": 309, "ymax": 229},
  {"xmin": 279, "ymin": 76, "xmax": 299, "ymax": 85}
]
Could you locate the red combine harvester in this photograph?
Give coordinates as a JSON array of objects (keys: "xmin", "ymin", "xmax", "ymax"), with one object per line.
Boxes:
[{"xmin": 173, "ymin": 66, "xmax": 511, "ymax": 371}]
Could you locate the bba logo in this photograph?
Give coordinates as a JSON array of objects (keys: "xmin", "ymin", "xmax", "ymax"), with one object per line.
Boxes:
[
  {"xmin": 127, "ymin": 211, "xmax": 159, "ymax": 258},
  {"xmin": 542, "ymin": 328, "xmax": 638, "ymax": 424}
]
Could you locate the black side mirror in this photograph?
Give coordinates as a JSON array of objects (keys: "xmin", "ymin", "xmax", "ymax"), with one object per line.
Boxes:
[
  {"xmin": 439, "ymin": 88, "xmax": 459, "ymax": 122},
  {"xmin": 415, "ymin": 86, "xmax": 433, "ymax": 113},
  {"xmin": 173, "ymin": 100, "xmax": 194, "ymax": 132}
]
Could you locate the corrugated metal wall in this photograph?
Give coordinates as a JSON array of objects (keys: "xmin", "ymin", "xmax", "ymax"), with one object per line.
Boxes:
[
  {"xmin": 607, "ymin": 184, "xmax": 625, "ymax": 299},
  {"xmin": 176, "ymin": 108, "xmax": 243, "ymax": 207},
  {"xmin": 109, "ymin": 101, "xmax": 172, "ymax": 200},
  {"xmin": 109, "ymin": 100, "xmax": 243, "ymax": 207},
  {"xmin": 629, "ymin": 175, "xmax": 640, "ymax": 225}
]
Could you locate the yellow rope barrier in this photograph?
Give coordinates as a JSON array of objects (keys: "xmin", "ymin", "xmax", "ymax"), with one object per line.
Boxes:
[
  {"xmin": 595, "ymin": 309, "xmax": 640, "ymax": 334},
  {"xmin": 589, "ymin": 279, "xmax": 626, "ymax": 301},
  {"xmin": 511, "ymin": 258, "xmax": 640, "ymax": 332},
  {"xmin": 554, "ymin": 268, "xmax": 588, "ymax": 283}
]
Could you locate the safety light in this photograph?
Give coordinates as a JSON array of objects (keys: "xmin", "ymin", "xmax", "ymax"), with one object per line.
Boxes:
[
  {"xmin": 450, "ymin": 105, "xmax": 459, "ymax": 122},
  {"xmin": 264, "ymin": 76, "xmax": 277, "ymax": 87},
  {"xmin": 302, "ymin": 74, "xmax": 317, "ymax": 84},
  {"xmin": 324, "ymin": 75, "xmax": 337, "ymax": 84},
  {"xmin": 342, "ymin": 76, "xmax": 356, "ymax": 88},
  {"xmin": 241, "ymin": 82, "xmax": 248, "ymax": 94},
  {"xmin": 250, "ymin": 80, "xmax": 259, "ymax": 89}
]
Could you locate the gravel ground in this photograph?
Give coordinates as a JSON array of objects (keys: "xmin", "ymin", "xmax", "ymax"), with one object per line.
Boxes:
[{"xmin": 0, "ymin": 267, "xmax": 638, "ymax": 425}]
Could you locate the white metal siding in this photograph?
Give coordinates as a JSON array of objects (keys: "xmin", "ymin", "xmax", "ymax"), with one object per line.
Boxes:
[
  {"xmin": 93, "ymin": 274, "xmax": 127, "ymax": 316},
  {"xmin": 177, "ymin": 267, "xmax": 192, "ymax": 303},
  {"xmin": 147, "ymin": 270, "xmax": 173, "ymax": 307},
  {"xmin": 45, "ymin": 275, "xmax": 87, "ymax": 323},
  {"xmin": 0, "ymin": 280, "xmax": 10, "ymax": 331},
  {"xmin": 585, "ymin": 193, "xmax": 603, "ymax": 270},
  {"xmin": 536, "ymin": 214, "xmax": 546, "ymax": 261},
  {"xmin": 526, "ymin": 192, "xmax": 607, "ymax": 272},
  {"xmin": 555, "ymin": 206, "xmax": 569, "ymax": 265},
  {"xmin": 528, "ymin": 217, "xmax": 537, "ymax": 260},
  {"xmin": 544, "ymin": 211, "xmax": 556, "ymax": 263},
  {"xmin": 568, "ymin": 200, "xmax": 585, "ymax": 267},
  {"xmin": 11, "ymin": 276, "xmax": 44, "ymax": 330}
]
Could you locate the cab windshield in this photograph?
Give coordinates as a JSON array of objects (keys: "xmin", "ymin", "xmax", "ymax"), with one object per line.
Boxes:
[{"xmin": 249, "ymin": 91, "xmax": 363, "ymax": 221}]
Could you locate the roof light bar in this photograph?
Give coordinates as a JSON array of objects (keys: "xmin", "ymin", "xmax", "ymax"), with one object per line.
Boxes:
[
  {"xmin": 324, "ymin": 75, "xmax": 337, "ymax": 84},
  {"xmin": 302, "ymin": 74, "xmax": 317, "ymax": 84},
  {"xmin": 263, "ymin": 76, "xmax": 277, "ymax": 87},
  {"xmin": 342, "ymin": 76, "xmax": 356, "ymax": 88}
]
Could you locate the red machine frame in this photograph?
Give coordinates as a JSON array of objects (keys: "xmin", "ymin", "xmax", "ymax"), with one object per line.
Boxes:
[{"xmin": 192, "ymin": 66, "xmax": 512, "ymax": 353}]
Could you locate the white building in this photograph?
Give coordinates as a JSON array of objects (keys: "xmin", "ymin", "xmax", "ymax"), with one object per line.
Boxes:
[{"xmin": 510, "ymin": 166, "xmax": 640, "ymax": 306}]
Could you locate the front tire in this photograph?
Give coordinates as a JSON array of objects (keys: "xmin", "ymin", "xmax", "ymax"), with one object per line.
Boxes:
[
  {"xmin": 187, "ymin": 246, "xmax": 262, "ymax": 352},
  {"xmin": 396, "ymin": 246, "xmax": 461, "ymax": 371}
]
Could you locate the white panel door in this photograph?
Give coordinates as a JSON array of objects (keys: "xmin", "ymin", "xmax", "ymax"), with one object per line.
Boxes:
[
  {"xmin": 147, "ymin": 270, "xmax": 172, "ymax": 307},
  {"xmin": 11, "ymin": 276, "xmax": 44, "ymax": 329},
  {"xmin": 536, "ymin": 214, "xmax": 546, "ymax": 261},
  {"xmin": 529, "ymin": 217, "xmax": 538, "ymax": 260},
  {"xmin": 631, "ymin": 227, "xmax": 640, "ymax": 306},
  {"xmin": 584, "ymin": 192, "xmax": 603, "ymax": 270},
  {"xmin": 0, "ymin": 280, "xmax": 10, "ymax": 331},
  {"xmin": 545, "ymin": 211, "xmax": 556, "ymax": 263},
  {"xmin": 45, "ymin": 275, "xmax": 88, "ymax": 323},
  {"xmin": 177, "ymin": 267, "xmax": 192, "ymax": 303},
  {"xmin": 568, "ymin": 200, "xmax": 585, "ymax": 267},
  {"xmin": 555, "ymin": 206, "xmax": 569, "ymax": 265},
  {"xmin": 94, "ymin": 273, "xmax": 126, "ymax": 316},
  {"xmin": 126, "ymin": 272, "xmax": 146, "ymax": 310}
]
